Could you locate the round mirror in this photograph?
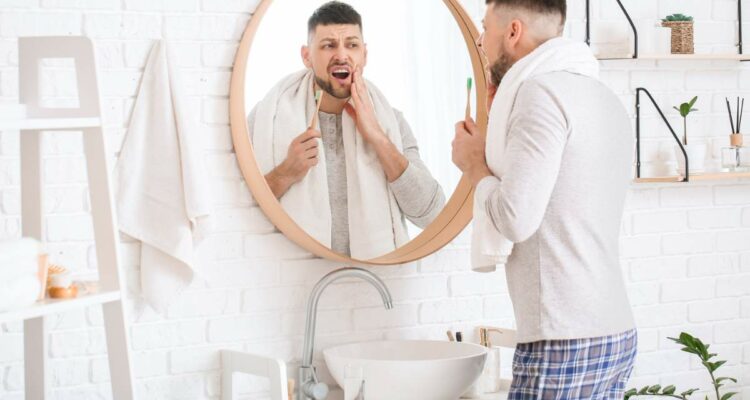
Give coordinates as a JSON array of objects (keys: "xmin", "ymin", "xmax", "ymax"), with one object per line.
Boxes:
[{"xmin": 230, "ymin": 0, "xmax": 488, "ymax": 264}]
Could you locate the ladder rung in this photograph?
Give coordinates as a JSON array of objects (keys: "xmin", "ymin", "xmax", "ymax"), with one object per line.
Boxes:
[
  {"xmin": 0, "ymin": 290, "xmax": 121, "ymax": 323},
  {"xmin": 0, "ymin": 117, "xmax": 102, "ymax": 131}
]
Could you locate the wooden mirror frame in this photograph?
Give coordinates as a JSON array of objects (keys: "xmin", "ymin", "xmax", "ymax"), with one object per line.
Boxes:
[{"xmin": 230, "ymin": 0, "xmax": 488, "ymax": 265}]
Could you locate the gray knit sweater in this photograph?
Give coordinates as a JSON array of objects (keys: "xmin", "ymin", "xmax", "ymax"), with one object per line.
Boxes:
[{"xmin": 247, "ymin": 107, "xmax": 445, "ymax": 257}]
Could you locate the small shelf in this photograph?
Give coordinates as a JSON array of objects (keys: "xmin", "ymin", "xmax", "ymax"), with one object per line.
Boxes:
[
  {"xmin": 634, "ymin": 171, "xmax": 750, "ymax": 183},
  {"xmin": 598, "ymin": 53, "xmax": 750, "ymax": 61},
  {"xmin": 0, "ymin": 117, "xmax": 102, "ymax": 131},
  {"xmin": 0, "ymin": 290, "xmax": 121, "ymax": 323}
]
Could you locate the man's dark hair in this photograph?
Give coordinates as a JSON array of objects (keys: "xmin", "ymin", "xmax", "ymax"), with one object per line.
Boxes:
[
  {"xmin": 485, "ymin": 0, "xmax": 566, "ymax": 24},
  {"xmin": 308, "ymin": 1, "xmax": 363, "ymax": 37}
]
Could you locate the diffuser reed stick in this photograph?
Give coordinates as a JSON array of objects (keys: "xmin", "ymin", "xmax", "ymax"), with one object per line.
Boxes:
[
  {"xmin": 738, "ymin": 98, "xmax": 745, "ymax": 133},
  {"xmin": 726, "ymin": 98, "xmax": 736, "ymax": 134}
]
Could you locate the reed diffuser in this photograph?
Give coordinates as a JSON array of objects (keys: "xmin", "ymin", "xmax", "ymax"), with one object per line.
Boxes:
[
  {"xmin": 726, "ymin": 96, "xmax": 744, "ymax": 146},
  {"xmin": 722, "ymin": 96, "xmax": 747, "ymax": 171}
]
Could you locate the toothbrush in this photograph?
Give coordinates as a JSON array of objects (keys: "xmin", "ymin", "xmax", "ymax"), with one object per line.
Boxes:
[
  {"xmin": 465, "ymin": 77, "xmax": 473, "ymax": 121},
  {"xmin": 309, "ymin": 89, "xmax": 324, "ymax": 130}
]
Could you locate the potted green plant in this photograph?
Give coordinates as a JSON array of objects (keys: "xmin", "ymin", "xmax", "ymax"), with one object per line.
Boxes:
[
  {"xmin": 662, "ymin": 13, "xmax": 695, "ymax": 54},
  {"xmin": 624, "ymin": 332, "xmax": 738, "ymax": 400},
  {"xmin": 673, "ymin": 96, "xmax": 705, "ymax": 174}
]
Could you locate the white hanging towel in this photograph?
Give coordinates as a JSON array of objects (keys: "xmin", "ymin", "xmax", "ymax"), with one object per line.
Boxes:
[
  {"xmin": 472, "ymin": 37, "xmax": 600, "ymax": 272},
  {"xmin": 115, "ymin": 40, "xmax": 213, "ymax": 314}
]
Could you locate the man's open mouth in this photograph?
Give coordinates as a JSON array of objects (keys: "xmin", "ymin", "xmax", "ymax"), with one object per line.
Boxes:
[{"xmin": 330, "ymin": 66, "xmax": 352, "ymax": 81}]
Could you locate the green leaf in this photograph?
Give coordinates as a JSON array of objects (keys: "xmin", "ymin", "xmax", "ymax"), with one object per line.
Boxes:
[
  {"xmin": 714, "ymin": 360, "xmax": 727, "ymax": 369},
  {"xmin": 681, "ymin": 346, "xmax": 701, "ymax": 356},
  {"xmin": 681, "ymin": 388, "xmax": 699, "ymax": 397},
  {"xmin": 716, "ymin": 377, "xmax": 738, "ymax": 384},
  {"xmin": 680, "ymin": 103, "xmax": 690, "ymax": 116},
  {"xmin": 648, "ymin": 385, "xmax": 662, "ymax": 394},
  {"xmin": 688, "ymin": 96, "xmax": 698, "ymax": 109},
  {"xmin": 624, "ymin": 388, "xmax": 637, "ymax": 400},
  {"xmin": 638, "ymin": 386, "xmax": 650, "ymax": 395},
  {"xmin": 663, "ymin": 385, "xmax": 676, "ymax": 395},
  {"xmin": 721, "ymin": 393, "xmax": 738, "ymax": 400}
]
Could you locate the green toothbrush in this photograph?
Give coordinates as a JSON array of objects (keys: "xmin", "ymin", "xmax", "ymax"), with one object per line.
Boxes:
[{"xmin": 465, "ymin": 77, "xmax": 473, "ymax": 120}]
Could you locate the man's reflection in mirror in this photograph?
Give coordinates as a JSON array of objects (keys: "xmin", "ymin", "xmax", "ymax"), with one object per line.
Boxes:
[{"xmin": 248, "ymin": 1, "xmax": 445, "ymax": 258}]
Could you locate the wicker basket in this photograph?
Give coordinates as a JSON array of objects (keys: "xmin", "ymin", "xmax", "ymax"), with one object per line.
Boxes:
[{"xmin": 661, "ymin": 21, "xmax": 694, "ymax": 54}]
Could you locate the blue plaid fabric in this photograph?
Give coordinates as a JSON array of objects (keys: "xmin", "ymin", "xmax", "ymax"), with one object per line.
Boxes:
[{"xmin": 507, "ymin": 329, "xmax": 638, "ymax": 400}]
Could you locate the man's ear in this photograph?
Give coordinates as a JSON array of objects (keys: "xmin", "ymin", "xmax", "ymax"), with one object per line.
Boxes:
[
  {"xmin": 506, "ymin": 19, "xmax": 524, "ymax": 48},
  {"xmin": 301, "ymin": 45, "xmax": 312, "ymax": 68}
]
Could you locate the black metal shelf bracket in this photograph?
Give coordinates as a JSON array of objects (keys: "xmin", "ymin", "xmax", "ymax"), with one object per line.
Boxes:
[
  {"xmin": 585, "ymin": 0, "xmax": 745, "ymax": 60},
  {"xmin": 585, "ymin": 0, "xmax": 591, "ymax": 46},
  {"xmin": 739, "ymin": 0, "xmax": 744, "ymax": 54},
  {"xmin": 635, "ymin": 88, "xmax": 689, "ymax": 182},
  {"xmin": 584, "ymin": 0, "xmax": 638, "ymax": 58}
]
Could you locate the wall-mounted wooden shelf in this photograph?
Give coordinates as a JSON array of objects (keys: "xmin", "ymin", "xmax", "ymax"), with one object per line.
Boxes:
[
  {"xmin": 634, "ymin": 171, "xmax": 750, "ymax": 183},
  {"xmin": 598, "ymin": 54, "xmax": 750, "ymax": 61},
  {"xmin": 585, "ymin": 0, "xmax": 745, "ymax": 59}
]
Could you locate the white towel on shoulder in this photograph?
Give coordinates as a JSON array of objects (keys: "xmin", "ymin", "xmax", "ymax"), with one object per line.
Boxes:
[
  {"xmin": 251, "ymin": 70, "xmax": 408, "ymax": 259},
  {"xmin": 115, "ymin": 40, "xmax": 213, "ymax": 313},
  {"xmin": 472, "ymin": 37, "xmax": 600, "ymax": 272}
]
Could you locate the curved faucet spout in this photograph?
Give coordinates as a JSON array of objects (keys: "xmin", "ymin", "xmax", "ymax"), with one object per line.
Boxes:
[{"xmin": 298, "ymin": 267, "xmax": 393, "ymax": 400}]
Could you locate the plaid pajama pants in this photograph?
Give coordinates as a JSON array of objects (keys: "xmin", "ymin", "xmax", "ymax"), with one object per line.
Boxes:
[{"xmin": 507, "ymin": 329, "xmax": 638, "ymax": 400}]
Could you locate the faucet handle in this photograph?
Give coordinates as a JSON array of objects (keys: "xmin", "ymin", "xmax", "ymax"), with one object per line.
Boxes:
[{"xmin": 303, "ymin": 381, "xmax": 329, "ymax": 399}]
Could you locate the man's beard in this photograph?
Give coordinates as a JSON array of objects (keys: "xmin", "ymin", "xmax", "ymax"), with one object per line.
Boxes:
[
  {"xmin": 489, "ymin": 52, "xmax": 512, "ymax": 88},
  {"xmin": 314, "ymin": 75, "xmax": 351, "ymax": 100}
]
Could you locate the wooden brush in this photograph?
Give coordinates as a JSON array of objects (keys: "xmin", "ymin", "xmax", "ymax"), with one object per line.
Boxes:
[
  {"xmin": 287, "ymin": 379, "xmax": 295, "ymax": 400},
  {"xmin": 309, "ymin": 89, "xmax": 324, "ymax": 130},
  {"xmin": 465, "ymin": 77, "xmax": 473, "ymax": 120}
]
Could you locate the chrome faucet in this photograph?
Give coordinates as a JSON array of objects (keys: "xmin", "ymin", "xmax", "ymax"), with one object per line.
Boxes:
[{"xmin": 298, "ymin": 267, "xmax": 393, "ymax": 400}]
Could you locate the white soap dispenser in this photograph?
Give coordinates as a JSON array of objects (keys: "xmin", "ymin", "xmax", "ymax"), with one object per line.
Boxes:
[{"xmin": 479, "ymin": 328, "xmax": 501, "ymax": 394}]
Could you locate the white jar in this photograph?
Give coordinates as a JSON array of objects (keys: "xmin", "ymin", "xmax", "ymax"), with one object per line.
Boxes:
[{"xmin": 674, "ymin": 143, "xmax": 707, "ymax": 175}]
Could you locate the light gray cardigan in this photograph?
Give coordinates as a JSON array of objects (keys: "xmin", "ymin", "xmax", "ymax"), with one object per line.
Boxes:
[{"xmin": 475, "ymin": 71, "xmax": 636, "ymax": 343}]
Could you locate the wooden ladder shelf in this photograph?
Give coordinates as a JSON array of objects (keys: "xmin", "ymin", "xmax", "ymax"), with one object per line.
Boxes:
[{"xmin": 0, "ymin": 36, "xmax": 135, "ymax": 399}]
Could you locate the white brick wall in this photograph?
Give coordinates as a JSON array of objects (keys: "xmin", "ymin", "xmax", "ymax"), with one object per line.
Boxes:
[{"xmin": 0, "ymin": 0, "xmax": 749, "ymax": 399}]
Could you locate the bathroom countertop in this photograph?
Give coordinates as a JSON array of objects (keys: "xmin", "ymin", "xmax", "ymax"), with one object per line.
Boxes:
[{"xmin": 327, "ymin": 388, "xmax": 509, "ymax": 399}]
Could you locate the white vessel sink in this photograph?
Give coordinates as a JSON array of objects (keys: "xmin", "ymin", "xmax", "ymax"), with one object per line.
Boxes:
[{"xmin": 323, "ymin": 340, "xmax": 487, "ymax": 400}]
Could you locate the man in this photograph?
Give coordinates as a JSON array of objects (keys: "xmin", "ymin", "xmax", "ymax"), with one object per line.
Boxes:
[
  {"xmin": 452, "ymin": 0, "xmax": 637, "ymax": 398},
  {"xmin": 248, "ymin": 1, "xmax": 445, "ymax": 258}
]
